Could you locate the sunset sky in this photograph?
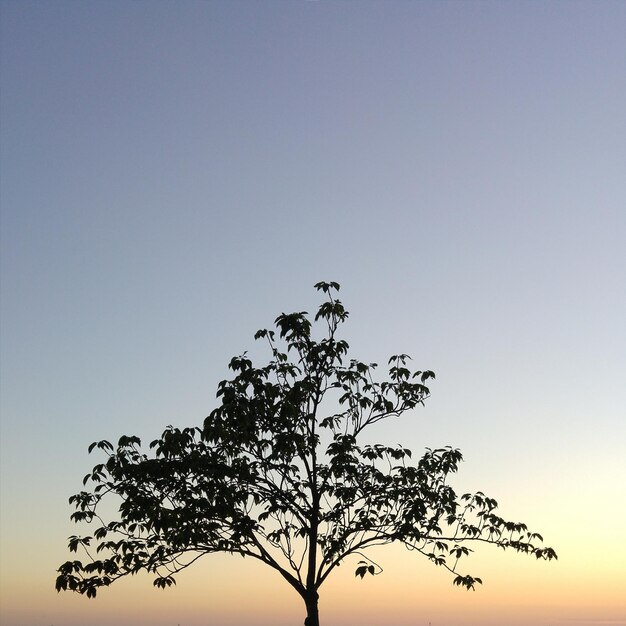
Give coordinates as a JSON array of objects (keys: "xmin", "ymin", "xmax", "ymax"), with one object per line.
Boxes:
[{"xmin": 1, "ymin": 2, "xmax": 625, "ymax": 626}]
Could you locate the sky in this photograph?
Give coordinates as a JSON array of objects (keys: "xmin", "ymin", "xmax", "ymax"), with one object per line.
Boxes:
[{"xmin": 1, "ymin": 1, "xmax": 625, "ymax": 625}]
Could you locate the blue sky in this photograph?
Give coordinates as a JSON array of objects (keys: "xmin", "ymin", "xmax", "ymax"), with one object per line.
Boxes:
[{"xmin": 1, "ymin": 2, "xmax": 625, "ymax": 625}]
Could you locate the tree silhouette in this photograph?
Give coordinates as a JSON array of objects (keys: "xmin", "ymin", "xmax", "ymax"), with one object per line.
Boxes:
[{"xmin": 56, "ymin": 281, "xmax": 556, "ymax": 626}]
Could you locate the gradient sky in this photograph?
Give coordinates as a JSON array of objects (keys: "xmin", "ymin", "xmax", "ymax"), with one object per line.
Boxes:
[{"xmin": 1, "ymin": 2, "xmax": 625, "ymax": 626}]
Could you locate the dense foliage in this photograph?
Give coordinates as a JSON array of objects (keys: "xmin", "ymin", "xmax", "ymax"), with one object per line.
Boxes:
[{"xmin": 57, "ymin": 282, "xmax": 556, "ymax": 625}]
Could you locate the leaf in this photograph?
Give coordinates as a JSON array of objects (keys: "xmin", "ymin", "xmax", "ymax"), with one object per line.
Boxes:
[{"xmin": 153, "ymin": 576, "xmax": 176, "ymax": 589}]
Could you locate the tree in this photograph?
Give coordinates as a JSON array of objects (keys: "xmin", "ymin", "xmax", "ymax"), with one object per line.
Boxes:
[{"xmin": 56, "ymin": 281, "xmax": 556, "ymax": 626}]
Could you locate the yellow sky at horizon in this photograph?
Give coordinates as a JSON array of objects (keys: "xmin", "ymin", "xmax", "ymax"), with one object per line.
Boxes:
[
  {"xmin": 2, "ymin": 513, "xmax": 624, "ymax": 626},
  {"xmin": 2, "ymin": 436, "xmax": 624, "ymax": 626}
]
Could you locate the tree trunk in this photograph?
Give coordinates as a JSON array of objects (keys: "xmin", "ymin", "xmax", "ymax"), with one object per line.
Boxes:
[{"xmin": 303, "ymin": 590, "xmax": 320, "ymax": 626}]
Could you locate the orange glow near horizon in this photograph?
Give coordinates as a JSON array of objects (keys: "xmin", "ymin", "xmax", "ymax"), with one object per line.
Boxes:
[
  {"xmin": 2, "ymin": 437, "xmax": 624, "ymax": 626},
  {"xmin": 3, "ymin": 521, "xmax": 625, "ymax": 626}
]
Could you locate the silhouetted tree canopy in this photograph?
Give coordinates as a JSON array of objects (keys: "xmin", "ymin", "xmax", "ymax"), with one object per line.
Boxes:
[{"xmin": 57, "ymin": 281, "xmax": 556, "ymax": 626}]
